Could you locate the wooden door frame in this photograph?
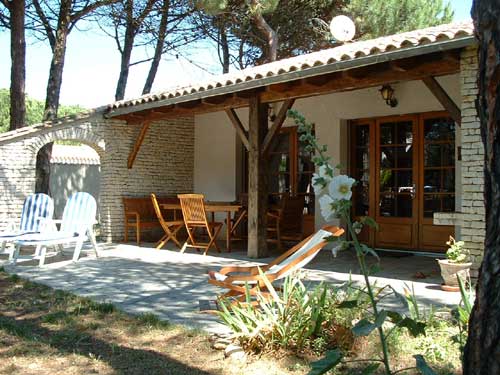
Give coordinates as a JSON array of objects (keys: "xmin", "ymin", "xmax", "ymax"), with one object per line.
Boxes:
[
  {"xmin": 349, "ymin": 110, "xmax": 455, "ymax": 252},
  {"xmin": 417, "ymin": 111, "xmax": 456, "ymax": 252}
]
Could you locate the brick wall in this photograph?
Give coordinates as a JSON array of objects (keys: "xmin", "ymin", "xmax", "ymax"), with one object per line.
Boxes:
[
  {"xmin": 459, "ymin": 46, "xmax": 485, "ymax": 276},
  {"xmin": 0, "ymin": 114, "xmax": 194, "ymax": 241},
  {"xmin": 434, "ymin": 46, "xmax": 484, "ymax": 276}
]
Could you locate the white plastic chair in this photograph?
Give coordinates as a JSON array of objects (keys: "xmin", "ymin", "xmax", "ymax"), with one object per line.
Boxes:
[
  {"xmin": 0, "ymin": 193, "xmax": 54, "ymax": 258},
  {"xmin": 12, "ymin": 192, "xmax": 99, "ymax": 266}
]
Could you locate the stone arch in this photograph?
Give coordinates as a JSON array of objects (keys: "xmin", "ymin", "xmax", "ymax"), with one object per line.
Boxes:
[{"xmin": 27, "ymin": 123, "xmax": 106, "ymax": 167}]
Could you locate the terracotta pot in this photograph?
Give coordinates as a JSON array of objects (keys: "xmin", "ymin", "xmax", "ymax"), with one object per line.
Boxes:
[{"xmin": 437, "ymin": 259, "xmax": 472, "ymax": 287}]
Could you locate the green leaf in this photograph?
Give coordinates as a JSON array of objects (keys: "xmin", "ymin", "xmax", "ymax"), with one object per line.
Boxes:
[
  {"xmin": 361, "ymin": 363, "xmax": 380, "ymax": 375},
  {"xmin": 352, "ymin": 319, "xmax": 376, "ymax": 336},
  {"xmin": 361, "ymin": 216, "xmax": 379, "ymax": 230},
  {"xmin": 373, "ymin": 309, "xmax": 388, "ymax": 328},
  {"xmin": 360, "ymin": 244, "xmax": 380, "ymax": 261},
  {"xmin": 353, "ymin": 311, "xmax": 387, "ymax": 336},
  {"xmin": 387, "ymin": 310, "xmax": 403, "ymax": 324},
  {"xmin": 399, "ymin": 318, "xmax": 427, "ymax": 337},
  {"xmin": 414, "ymin": 355, "xmax": 437, "ymax": 375},
  {"xmin": 337, "ymin": 300, "xmax": 358, "ymax": 309},
  {"xmin": 308, "ymin": 349, "xmax": 343, "ymax": 375}
]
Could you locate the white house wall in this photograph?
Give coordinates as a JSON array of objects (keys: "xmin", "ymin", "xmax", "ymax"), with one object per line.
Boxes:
[{"xmin": 194, "ymin": 74, "xmax": 461, "ymax": 231}]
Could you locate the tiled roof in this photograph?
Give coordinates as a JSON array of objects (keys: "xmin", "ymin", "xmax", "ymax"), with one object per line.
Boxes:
[
  {"xmin": 108, "ymin": 20, "xmax": 474, "ymax": 113},
  {"xmin": 50, "ymin": 144, "xmax": 100, "ymax": 165}
]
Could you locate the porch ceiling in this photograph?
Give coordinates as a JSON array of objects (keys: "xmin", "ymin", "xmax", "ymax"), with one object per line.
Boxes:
[{"xmin": 105, "ymin": 21, "xmax": 474, "ymax": 123}]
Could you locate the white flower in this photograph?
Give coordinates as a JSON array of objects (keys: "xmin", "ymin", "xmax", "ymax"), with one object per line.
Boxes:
[
  {"xmin": 319, "ymin": 195, "xmax": 336, "ymax": 221},
  {"xmin": 331, "ymin": 243, "xmax": 342, "ymax": 258},
  {"xmin": 312, "ymin": 164, "xmax": 333, "ymax": 196},
  {"xmin": 328, "ymin": 175, "xmax": 356, "ymax": 201}
]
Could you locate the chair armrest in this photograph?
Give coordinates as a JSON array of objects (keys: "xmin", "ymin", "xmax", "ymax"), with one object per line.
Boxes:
[
  {"xmin": 37, "ymin": 217, "xmax": 60, "ymax": 231},
  {"xmin": 218, "ymin": 264, "xmax": 270, "ymax": 275}
]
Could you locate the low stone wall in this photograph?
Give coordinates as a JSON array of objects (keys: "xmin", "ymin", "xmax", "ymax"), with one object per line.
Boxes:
[{"xmin": 0, "ymin": 113, "xmax": 194, "ymax": 241}]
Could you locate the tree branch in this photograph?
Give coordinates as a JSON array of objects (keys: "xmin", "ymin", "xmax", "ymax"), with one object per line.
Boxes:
[
  {"xmin": 0, "ymin": 0, "xmax": 10, "ymax": 11},
  {"xmin": 70, "ymin": 0, "xmax": 119, "ymax": 25},
  {"xmin": 32, "ymin": 0, "xmax": 55, "ymax": 50}
]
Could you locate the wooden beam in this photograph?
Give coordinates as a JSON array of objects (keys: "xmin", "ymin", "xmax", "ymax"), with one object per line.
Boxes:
[
  {"xmin": 112, "ymin": 50, "xmax": 461, "ymax": 125},
  {"xmin": 262, "ymin": 99, "xmax": 295, "ymax": 155},
  {"xmin": 225, "ymin": 109, "xmax": 250, "ymax": 150},
  {"xmin": 261, "ymin": 51, "xmax": 460, "ymax": 103},
  {"xmin": 247, "ymin": 95, "xmax": 269, "ymax": 258},
  {"xmin": 422, "ymin": 76, "xmax": 461, "ymax": 125},
  {"xmin": 127, "ymin": 121, "xmax": 150, "ymax": 169}
]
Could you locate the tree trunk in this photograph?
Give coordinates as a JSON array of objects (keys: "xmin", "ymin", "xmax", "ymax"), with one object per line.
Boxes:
[
  {"xmin": 463, "ymin": 1, "xmax": 500, "ymax": 373},
  {"xmin": 37, "ymin": 0, "xmax": 71, "ymax": 194},
  {"xmin": 9, "ymin": 0, "xmax": 26, "ymax": 131},
  {"xmin": 44, "ymin": 2, "xmax": 70, "ymax": 121},
  {"xmin": 35, "ymin": 144, "xmax": 52, "ymax": 194},
  {"xmin": 249, "ymin": 4, "xmax": 277, "ymax": 63},
  {"xmin": 218, "ymin": 19, "xmax": 230, "ymax": 73},
  {"xmin": 115, "ymin": 24, "xmax": 136, "ymax": 100},
  {"xmin": 142, "ymin": 0, "xmax": 170, "ymax": 95}
]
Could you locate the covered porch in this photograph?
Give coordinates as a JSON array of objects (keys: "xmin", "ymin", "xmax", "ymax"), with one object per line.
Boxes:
[{"xmin": 105, "ymin": 22, "xmax": 475, "ymax": 265}]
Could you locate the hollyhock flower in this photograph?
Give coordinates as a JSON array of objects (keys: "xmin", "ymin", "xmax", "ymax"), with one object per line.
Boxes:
[
  {"xmin": 312, "ymin": 164, "xmax": 333, "ymax": 196},
  {"xmin": 329, "ymin": 175, "xmax": 356, "ymax": 201},
  {"xmin": 319, "ymin": 195, "xmax": 336, "ymax": 221}
]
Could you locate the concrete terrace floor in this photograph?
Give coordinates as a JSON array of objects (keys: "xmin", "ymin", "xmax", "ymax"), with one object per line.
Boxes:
[{"xmin": 0, "ymin": 240, "xmax": 464, "ymax": 334}]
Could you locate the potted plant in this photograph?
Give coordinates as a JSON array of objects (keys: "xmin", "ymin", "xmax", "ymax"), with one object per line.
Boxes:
[{"xmin": 438, "ymin": 236, "xmax": 472, "ymax": 291}]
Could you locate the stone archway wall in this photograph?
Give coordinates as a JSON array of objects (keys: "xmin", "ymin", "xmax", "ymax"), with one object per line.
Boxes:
[{"xmin": 0, "ymin": 113, "xmax": 195, "ymax": 241}]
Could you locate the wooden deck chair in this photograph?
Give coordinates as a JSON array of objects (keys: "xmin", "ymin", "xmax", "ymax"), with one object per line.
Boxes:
[
  {"xmin": 151, "ymin": 193, "xmax": 184, "ymax": 249},
  {"xmin": 0, "ymin": 193, "xmax": 54, "ymax": 258},
  {"xmin": 208, "ymin": 225, "xmax": 344, "ymax": 303},
  {"xmin": 12, "ymin": 192, "xmax": 98, "ymax": 266},
  {"xmin": 178, "ymin": 194, "xmax": 223, "ymax": 255}
]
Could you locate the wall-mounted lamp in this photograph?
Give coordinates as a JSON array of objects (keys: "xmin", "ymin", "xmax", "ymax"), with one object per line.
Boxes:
[{"xmin": 379, "ymin": 85, "xmax": 398, "ymax": 107}]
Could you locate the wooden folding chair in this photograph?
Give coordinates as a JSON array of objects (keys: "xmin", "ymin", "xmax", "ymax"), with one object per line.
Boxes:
[
  {"xmin": 208, "ymin": 225, "xmax": 344, "ymax": 304},
  {"xmin": 177, "ymin": 194, "xmax": 223, "ymax": 255},
  {"xmin": 151, "ymin": 194, "xmax": 184, "ymax": 249},
  {"xmin": 267, "ymin": 194, "xmax": 304, "ymax": 251}
]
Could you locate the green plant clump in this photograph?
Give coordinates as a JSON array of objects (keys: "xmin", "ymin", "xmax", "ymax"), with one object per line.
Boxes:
[
  {"xmin": 218, "ymin": 272, "xmax": 366, "ymax": 355},
  {"xmin": 445, "ymin": 236, "xmax": 470, "ymax": 263}
]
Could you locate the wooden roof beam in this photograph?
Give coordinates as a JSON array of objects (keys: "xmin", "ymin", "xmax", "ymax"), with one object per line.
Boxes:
[
  {"xmin": 226, "ymin": 108, "xmax": 250, "ymax": 150},
  {"xmin": 422, "ymin": 76, "xmax": 461, "ymax": 125},
  {"xmin": 262, "ymin": 99, "xmax": 295, "ymax": 156},
  {"xmin": 128, "ymin": 120, "xmax": 151, "ymax": 169}
]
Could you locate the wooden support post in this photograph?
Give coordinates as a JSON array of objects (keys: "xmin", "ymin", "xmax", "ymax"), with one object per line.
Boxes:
[
  {"xmin": 247, "ymin": 95, "xmax": 269, "ymax": 258},
  {"xmin": 128, "ymin": 121, "xmax": 150, "ymax": 169},
  {"xmin": 422, "ymin": 76, "xmax": 461, "ymax": 125},
  {"xmin": 226, "ymin": 109, "xmax": 250, "ymax": 150}
]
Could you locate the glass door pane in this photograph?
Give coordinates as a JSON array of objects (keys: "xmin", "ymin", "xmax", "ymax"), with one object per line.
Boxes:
[
  {"xmin": 352, "ymin": 124, "xmax": 370, "ymax": 216},
  {"xmin": 268, "ymin": 132, "xmax": 291, "ymax": 204},
  {"xmin": 378, "ymin": 121, "xmax": 414, "ymax": 218},
  {"xmin": 422, "ymin": 117, "xmax": 455, "ymax": 217}
]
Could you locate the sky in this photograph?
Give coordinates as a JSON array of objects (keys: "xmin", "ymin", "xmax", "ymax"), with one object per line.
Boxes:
[{"xmin": 0, "ymin": 1, "xmax": 473, "ymax": 109}]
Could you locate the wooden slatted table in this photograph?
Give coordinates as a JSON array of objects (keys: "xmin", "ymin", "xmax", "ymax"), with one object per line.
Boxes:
[{"xmin": 160, "ymin": 201, "xmax": 242, "ymax": 252}]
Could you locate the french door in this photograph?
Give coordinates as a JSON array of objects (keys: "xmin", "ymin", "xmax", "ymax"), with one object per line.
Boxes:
[{"xmin": 351, "ymin": 112, "xmax": 455, "ymax": 252}]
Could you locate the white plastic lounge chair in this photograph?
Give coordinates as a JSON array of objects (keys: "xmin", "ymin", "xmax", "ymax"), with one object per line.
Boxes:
[
  {"xmin": 208, "ymin": 225, "xmax": 344, "ymax": 303},
  {"xmin": 12, "ymin": 192, "xmax": 99, "ymax": 266},
  {"xmin": 0, "ymin": 193, "xmax": 54, "ymax": 257}
]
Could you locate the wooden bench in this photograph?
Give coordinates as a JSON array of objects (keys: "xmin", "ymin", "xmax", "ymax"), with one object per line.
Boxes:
[{"xmin": 123, "ymin": 196, "xmax": 180, "ymax": 245}]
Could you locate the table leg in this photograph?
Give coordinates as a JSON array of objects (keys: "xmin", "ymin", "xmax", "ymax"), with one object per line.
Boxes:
[{"xmin": 226, "ymin": 211, "xmax": 231, "ymax": 252}]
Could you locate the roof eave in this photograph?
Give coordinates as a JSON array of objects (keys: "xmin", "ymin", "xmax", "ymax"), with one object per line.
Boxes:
[{"xmin": 104, "ymin": 36, "xmax": 476, "ymax": 119}]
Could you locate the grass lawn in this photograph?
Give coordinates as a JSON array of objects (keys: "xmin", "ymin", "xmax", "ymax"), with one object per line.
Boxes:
[{"xmin": 0, "ymin": 270, "xmax": 309, "ymax": 375}]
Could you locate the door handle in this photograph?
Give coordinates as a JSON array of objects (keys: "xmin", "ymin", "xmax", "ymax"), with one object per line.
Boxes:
[{"xmin": 410, "ymin": 183, "xmax": 417, "ymax": 200}]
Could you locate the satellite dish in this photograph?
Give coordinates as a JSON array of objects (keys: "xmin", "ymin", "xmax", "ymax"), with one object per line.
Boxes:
[{"xmin": 330, "ymin": 15, "xmax": 356, "ymax": 42}]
